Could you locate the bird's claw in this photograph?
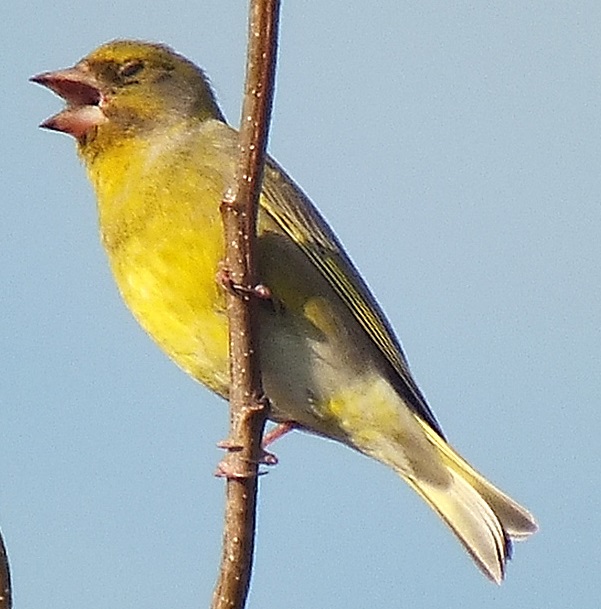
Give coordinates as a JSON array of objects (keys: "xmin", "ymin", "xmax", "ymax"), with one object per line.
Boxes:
[{"xmin": 216, "ymin": 266, "xmax": 272, "ymax": 301}]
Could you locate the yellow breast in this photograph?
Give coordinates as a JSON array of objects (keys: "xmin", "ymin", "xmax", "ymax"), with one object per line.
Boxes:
[{"xmin": 85, "ymin": 125, "xmax": 232, "ymax": 394}]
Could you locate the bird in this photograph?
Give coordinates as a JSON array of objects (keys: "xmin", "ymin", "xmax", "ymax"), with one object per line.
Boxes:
[{"xmin": 31, "ymin": 39, "xmax": 537, "ymax": 583}]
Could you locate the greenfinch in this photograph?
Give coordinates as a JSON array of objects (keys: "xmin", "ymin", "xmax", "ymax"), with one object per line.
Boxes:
[{"xmin": 32, "ymin": 40, "xmax": 537, "ymax": 583}]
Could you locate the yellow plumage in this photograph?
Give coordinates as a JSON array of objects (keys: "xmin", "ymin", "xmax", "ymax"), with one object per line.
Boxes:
[{"xmin": 32, "ymin": 39, "xmax": 537, "ymax": 583}]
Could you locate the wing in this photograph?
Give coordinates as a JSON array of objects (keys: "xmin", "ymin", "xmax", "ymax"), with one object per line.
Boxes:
[{"xmin": 261, "ymin": 159, "xmax": 445, "ymax": 438}]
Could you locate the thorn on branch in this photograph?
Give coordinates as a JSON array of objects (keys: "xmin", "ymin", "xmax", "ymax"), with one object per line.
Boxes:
[{"xmin": 214, "ymin": 461, "xmax": 266, "ymax": 480}]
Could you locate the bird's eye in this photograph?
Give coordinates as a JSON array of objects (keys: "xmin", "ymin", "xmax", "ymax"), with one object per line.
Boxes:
[{"xmin": 119, "ymin": 60, "xmax": 144, "ymax": 80}]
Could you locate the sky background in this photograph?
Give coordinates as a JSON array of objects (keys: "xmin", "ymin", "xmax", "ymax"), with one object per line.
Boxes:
[{"xmin": 2, "ymin": 2, "xmax": 600, "ymax": 608}]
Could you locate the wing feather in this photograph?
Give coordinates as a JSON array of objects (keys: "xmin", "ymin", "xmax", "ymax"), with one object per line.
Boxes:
[{"xmin": 261, "ymin": 160, "xmax": 445, "ymax": 438}]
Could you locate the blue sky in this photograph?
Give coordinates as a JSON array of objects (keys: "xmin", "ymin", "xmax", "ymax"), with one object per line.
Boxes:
[{"xmin": 2, "ymin": 2, "xmax": 600, "ymax": 608}]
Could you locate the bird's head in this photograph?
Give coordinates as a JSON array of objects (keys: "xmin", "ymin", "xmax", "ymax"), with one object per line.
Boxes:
[{"xmin": 31, "ymin": 40, "xmax": 223, "ymax": 144}]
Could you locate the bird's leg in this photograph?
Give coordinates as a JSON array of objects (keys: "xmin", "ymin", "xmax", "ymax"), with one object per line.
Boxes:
[
  {"xmin": 262, "ymin": 421, "xmax": 296, "ymax": 448},
  {"xmin": 256, "ymin": 422, "xmax": 296, "ymax": 466}
]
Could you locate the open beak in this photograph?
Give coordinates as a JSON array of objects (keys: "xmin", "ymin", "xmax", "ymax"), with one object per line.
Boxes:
[{"xmin": 30, "ymin": 64, "xmax": 108, "ymax": 139}]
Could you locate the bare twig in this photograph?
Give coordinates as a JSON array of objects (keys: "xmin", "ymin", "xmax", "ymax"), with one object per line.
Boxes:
[
  {"xmin": 211, "ymin": 1, "xmax": 281, "ymax": 609},
  {"xmin": 0, "ymin": 530, "xmax": 11, "ymax": 609}
]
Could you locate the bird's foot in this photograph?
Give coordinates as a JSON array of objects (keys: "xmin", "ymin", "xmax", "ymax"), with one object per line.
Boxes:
[
  {"xmin": 216, "ymin": 265, "xmax": 273, "ymax": 301},
  {"xmin": 214, "ymin": 421, "xmax": 295, "ymax": 477}
]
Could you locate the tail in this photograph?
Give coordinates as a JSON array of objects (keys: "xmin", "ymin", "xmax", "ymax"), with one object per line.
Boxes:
[
  {"xmin": 323, "ymin": 374, "xmax": 537, "ymax": 582},
  {"xmin": 401, "ymin": 417, "xmax": 537, "ymax": 583}
]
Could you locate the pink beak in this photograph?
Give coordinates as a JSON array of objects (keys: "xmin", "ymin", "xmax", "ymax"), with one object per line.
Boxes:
[{"xmin": 31, "ymin": 64, "xmax": 108, "ymax": 139}]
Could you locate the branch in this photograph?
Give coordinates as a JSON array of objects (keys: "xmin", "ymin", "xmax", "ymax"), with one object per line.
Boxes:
[
  {"xmin": 211, "ymin": 1, "xmax": 280, "ymax": 609},
  {"xmin": 0, "ymin": 530, "xmax": 11, "ymax": 609}
]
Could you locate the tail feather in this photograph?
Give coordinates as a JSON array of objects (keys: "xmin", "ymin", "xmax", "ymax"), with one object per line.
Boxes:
[
  {"xmin": 415, "ymin": 416, "xmax": 538, "ymax": 540},
  {"xmin": 398, "ymin": 417, "xmax": 538, "ymax": 583},
  {"xmin": 330, "ymin": 375, "xmax": 537, "ymax": 581},
  {"xmin": 406, "ymin": 469, "xmax": 510, "ymax": 583}
]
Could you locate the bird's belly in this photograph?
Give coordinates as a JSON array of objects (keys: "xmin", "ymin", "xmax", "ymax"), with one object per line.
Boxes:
[
  {"xmin": 110, "ymin": 233, "xmax": 231, "ymax": 396},
  {"xmin": 106, "ymin": 221, "xmax": 414, "ymax": 452}
]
